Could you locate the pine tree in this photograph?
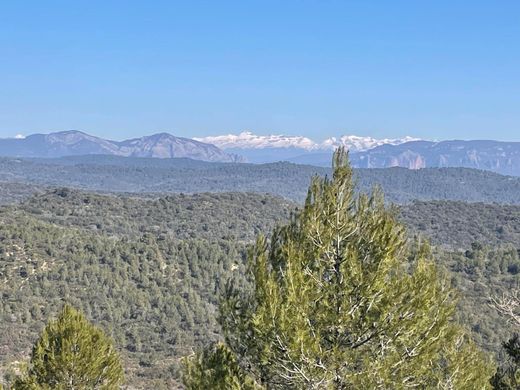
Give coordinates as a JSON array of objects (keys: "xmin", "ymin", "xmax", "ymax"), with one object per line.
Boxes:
[
  {"xmin": 185, "ymin": 148, "xmax": 492, "ymax": 388},
  {"xmin": 491, "ymin": 290, "xmax": 520, "ymax": 388},
  {"xmin": 13, "ymin": 304, "xmax": 124, "ymax": 390},
  {"xmin": 182, "ymin": 343, "xmax": 260, "ymax": 389},
  {"xmin": 490, "ymin": 334, "xmax": 520, "ymax": 389}
]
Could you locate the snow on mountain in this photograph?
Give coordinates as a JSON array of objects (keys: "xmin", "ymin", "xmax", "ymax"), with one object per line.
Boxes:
[
  {"xmin": 194, "ymin": 131, "xmax": 419, "ymax": 152},
  {"xmin": 321, "ymin": 135, "xmax": 421, "ymax": 152},
  {"xmin": 194, "ymin": 131, "xmax": 317, "ymax": 150}
]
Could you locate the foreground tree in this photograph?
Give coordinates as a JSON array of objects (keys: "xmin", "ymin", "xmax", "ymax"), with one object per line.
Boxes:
[
  {"xmin": 183, "ymin": 343, "xmax": 260, "ymax": 390},
  {"xmin": 13, "ymin": 304, "xmax": 124, "ymax": 390},
  {"xmin": 491, "ymin": 290, "xmax": 520, "ymax": 388},
  {"xmin": 490, "ymin": 334, "xmax": 520, "ymax": 389},
  {"xmin": 184, "ymin": 148, "xmax": 492, "ymax": 388},
  {"xmin": 493, "ymin": 290, "xmax": 520, "ymax": 327}
]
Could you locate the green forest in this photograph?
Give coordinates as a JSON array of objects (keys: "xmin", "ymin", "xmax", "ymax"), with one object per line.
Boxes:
[
  {"xmin": 0, "ymin": 155, "xmax": 519, "ymax": 387},
  {"xmin": 2, "ymin": 155, "xmax": 520, "ymax": 204}
]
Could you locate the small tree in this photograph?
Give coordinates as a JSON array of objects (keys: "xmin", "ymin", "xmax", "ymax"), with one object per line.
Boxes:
[
  {"xmin": 185, "ymin": 148, "xmax": 492, "ymax": 388},
  {"xmin": 183, "ymin": 343, "xmax": 260, "ymax": 390},
  {"xmin": 13, "ymin": 304, "xmax": 124, "ymax": 390},
  {"xmin": 491, "ymin": 290, "xmax": 520, "ymax": 389},
  {"xmin": 490, "ymin": 334, "xmax": 520, "ymax": 389}
]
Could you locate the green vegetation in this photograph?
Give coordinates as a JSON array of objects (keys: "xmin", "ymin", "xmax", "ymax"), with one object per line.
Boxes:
[
  {"xmin": 0, "ymin": 191, "xmax": 291, "ymax": 388},
  {"xmin": 184, "ymin": 149, "xmax": 492, "ymax": 388},
  {"xmin": 0, "ymin": 182, "xmax": 44, "ymax": 205},
  {"xmin": 491, "ymin": 334, "xmax": 520, "ymax": 389},
  {"xmin": 13, "ymin": 189, "xmax": 295, "ymax": 241},
  {"xmin": 1, "ymin": 155, "xmax": 520, "ymax": 203},
  {"xmin": 12, "ymin": 305, "xmax": 124, "ymax": 389},
  {"xmin": 0, "ymin": 168, "xmax": 519, "ymax": 387},
  {"xmin": 400, "ymin": 200, "xmax": 520, "ymax": 248},
  {"xmin": 182, "ymin": 343, "xmax": 259, "ymax": 390}
]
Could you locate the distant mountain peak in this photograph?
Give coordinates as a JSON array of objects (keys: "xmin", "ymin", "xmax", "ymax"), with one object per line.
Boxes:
[
  {"xmin": 0, "ymin": 131, "xmax": 242, "ymax": 162},
  {"xmin": 194, "ymin": 131, "xmax": 318, "ymax": 150},
  {"xmin": 194, "ymin": 131, "xmax": 419, "ymax": 153},
  {"xmin": 321, "ymin": 135, "xmax": 421, "ymax": 151},
  {"xmin": 349, "ymin": 139, "xmax": 520, "ymax": 176}
]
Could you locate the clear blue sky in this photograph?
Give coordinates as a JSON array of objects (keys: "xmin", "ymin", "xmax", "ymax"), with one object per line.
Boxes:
[{"xmin": 1, "ymin": 1, "xmax": 519, "ymax": 141}]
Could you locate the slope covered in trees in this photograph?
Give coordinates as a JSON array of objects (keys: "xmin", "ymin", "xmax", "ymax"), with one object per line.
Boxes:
[
  {"xmin": 0, "ymin": 189, "xmax": 519, "ymax": 387},
  {"xmin": 401, "ymin": 200, "xmax": 520, "ymax": 248},
  {"xmin": 15, "ymin": 189, "xmax": 295, "ymax": 242},
  {"xmin": 0, "ymin": 182, "xmax": 44, "ymax": 205},
  {"xmin": 1, "ymin": 155, "xmax": 520, "ymax": 204},
  {"xmin": 0, "ymin": 212, "xmax": 239, "ymax": 388}
]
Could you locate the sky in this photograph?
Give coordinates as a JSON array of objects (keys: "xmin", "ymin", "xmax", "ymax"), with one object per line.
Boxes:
[{"xmin": 1, "ymin": 1, "xmax": 519, "ymax": 141}]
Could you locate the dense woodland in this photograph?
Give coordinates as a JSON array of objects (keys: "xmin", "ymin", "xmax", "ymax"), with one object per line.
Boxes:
[
  {"xmin": 0, "ymin": 187, "xmax": 519, "ymax": 387},
  {"xmin": 2, "ymin": 155, "xmax": 520, "ymax": 204},
  {"xmin": 401, "ymin": 200, "xmax": 520, "ymax": 248}
]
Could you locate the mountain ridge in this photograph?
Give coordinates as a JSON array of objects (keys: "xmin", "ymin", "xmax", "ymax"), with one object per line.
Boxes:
[
  {"xmin": 2, "ymin": 154, "xmax": 520, "ymax": 204},
  {"xmin": 350, "ymin": 139, "xmax": 520, "ymax": 176},
  {"xmin": 5, "ymin": 131, "xmax": 520, "ymax": 176},
  {"xmin": 194, "ymin": 131, "xmax": 418, "ymax": 152},
  {"xmin": 0, "ymin": 130, "xmax": 243, "ymax": 162}
]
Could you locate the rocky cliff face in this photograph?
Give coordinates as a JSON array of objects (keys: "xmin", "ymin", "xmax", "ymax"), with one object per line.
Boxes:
[
  {"xmin": 0, "ymin": 131, "xmax": 243, "ymax": 163},
  {"xmin": 350, "ymin": 140, "xmax": 520, "ymax": 176}
]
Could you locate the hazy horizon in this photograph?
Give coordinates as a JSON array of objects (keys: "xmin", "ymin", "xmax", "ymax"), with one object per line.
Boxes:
[{"xmin": 3, "ymin": 129, "xmax": 520, "ymax": 145}]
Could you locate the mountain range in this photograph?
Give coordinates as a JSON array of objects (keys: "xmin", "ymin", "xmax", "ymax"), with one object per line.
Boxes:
[
  {"xmin": 3, "ymin": 131, "xmax": 520, "ymax": 176},
  {"xmin": 0, "ymin": 131, "xmax": 242, "ymax": 162},
  {"xmin": 196, "ymin": 131, "xmax": 520, "ymax": 176},
  {"xmin": 194, "ymin": 131, "xmax": 419, "ymax": 151},
  {"xmin": 348, "ymin": 140, "xmax": 520, "ymax": 176},
  {"xmin": 194, "ymin": 131, "xmax": 419, "ymax": 163},
  {"xmin": 283, "ymin": 140, "xmax": 520, "ymax": 176}
]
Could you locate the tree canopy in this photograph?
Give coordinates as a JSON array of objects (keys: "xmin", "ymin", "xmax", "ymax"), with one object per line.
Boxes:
[
  {"xmin": 186, "ymin": 149, "xmax": 493, "ymax": 388},
  {"xmin": 13, "ymin": 304, "xmax": 124, "ymax": 390}
]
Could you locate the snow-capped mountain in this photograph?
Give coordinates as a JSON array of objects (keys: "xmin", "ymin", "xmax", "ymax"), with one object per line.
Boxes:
[
  {"xmin": 4, "ymin": 130, "xmax": 520, "ymax": 176},
  {"xmin": 321, "ymin": 135, "xmax": 421, "ymax": 152},
  {"xmin": 194, "ymin": 131, "xmax": 317, "ymax": 150},
  {"xmin": 194, "ymin": 131, "xmax": 418, "ymax": 152},
  {"xmin": 194, "ymin": 131, "xmax": 419, "ymax": 163}
]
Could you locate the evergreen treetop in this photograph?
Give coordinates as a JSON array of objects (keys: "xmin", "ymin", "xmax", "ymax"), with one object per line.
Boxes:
[
  {"xmin": 13, "ymin": 304, "xmax": 124, "ymax": 390},
  {"xmin": 188, "ymin": 148, "xmax": 493, "ymax": 389}
]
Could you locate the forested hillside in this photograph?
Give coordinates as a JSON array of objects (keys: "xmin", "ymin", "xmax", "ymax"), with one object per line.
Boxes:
[
  {"xmin": 1, "ymin": 155, "xmax": 520, "ymax": 203},
  {"xmin": 1, "ymin": 189, "xmax": 519, "ymax": 387},
  {"xmin": 0, "ymin": 182, "xmax": 44, "ymax": 205},
  {"xmin": 15, "ymin": 189, "xmax": 295, "ymax": 241},
  {"xmin": 401, "ymin": 201, "xmax": 520, "ymax": 248}
]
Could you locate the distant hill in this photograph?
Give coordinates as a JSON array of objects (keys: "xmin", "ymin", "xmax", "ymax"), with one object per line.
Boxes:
[
  {"xmin": 0, "ymin": 131, "xmax": 242, "ymax": 162},
  {"xmin": 18, "ymin": 188, "xmax": 520, "ymax": 249},
  {"xmin": 1, "ymin": 155, "xmax": 520, "ymax": 204},
  {"xmin": 222, "ymin": 138, "xmax": 520, "ymax": 178},
  {"xmin": 348, "ymin": 140, "xmax": 520, "ymax": 176}
]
